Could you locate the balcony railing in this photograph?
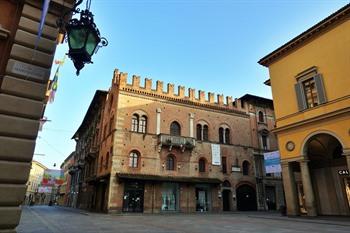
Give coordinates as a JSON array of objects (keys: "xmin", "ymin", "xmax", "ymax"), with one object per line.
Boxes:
[{"xmin": 158, "ymin": 134, "xmax": 196, "ymax": 152}]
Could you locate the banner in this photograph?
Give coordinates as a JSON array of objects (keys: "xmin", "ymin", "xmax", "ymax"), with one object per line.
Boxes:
[
  {"xmin": 211, "ymin": 144, "xmax": 221, "ymax": 165},
  {"xmin": 38, "ymin": 186, "xmax": 52, "ymax": 193},
  {"xmin": 42, "ymin": 169, "xmax": 64, "ymax": 186},
  {"xmin": 264, "ymin": 151, "xmax": 281, "ymax": 174}
]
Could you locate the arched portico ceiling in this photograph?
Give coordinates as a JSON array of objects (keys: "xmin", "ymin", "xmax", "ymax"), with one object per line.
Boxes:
[{"xmin": 301, "ymin": 130, "xmax": 345, "ymax": 157}]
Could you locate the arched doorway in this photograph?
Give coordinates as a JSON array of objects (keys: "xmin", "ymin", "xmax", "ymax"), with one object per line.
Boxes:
[
  {"xmin": 236, "ymin": 184, "xmax": 257, "ymax": 211},
  {"xmin": 303, "ymin": 133, "xmax": 349, "ymax": 215},
  {"xmin": 222, "ymin": 180, "xmax": 231, "ymax": 211}
]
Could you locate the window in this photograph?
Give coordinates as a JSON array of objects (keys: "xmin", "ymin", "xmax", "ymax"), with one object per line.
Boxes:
[
  {"xmin": 170, "ymin": 121, "xmax": 181, "ymax": 136},
  {"xmin": 129, "ymin": 151, "xmax": 139, "ymax": 168},
  {"xmin": 295, "ymin": 69, "xmax": 327, "ymax": 111},
  {"xmin": 203, "ymin": 125, "xmax": 208, "ymax": 141},
  {"xmin": 166, "ymin": 155, "xmax": 175, "ymax": 170},
  {"xmin": 197, "ymin": 124, "xmax": 209, "ymax": 141},
  {"xmin": 199, "ymin": 158, "xmax": 206, "ymax": 172},
  {"xmin": 242, "ymin": 161, "xmax": 250, "ymax": 175},
  {"xmin": 222, "ymin": 156, "xmax": 227, "ymax": 174},
  {"xmin": 225, "ymin": 128, "xmax": 230, "ymax": 144},
  {"xmin": 258, "ymin": 111, "xmax": 264, "ymax": 123},
  {"xmin": 131, "ymin": 114, "xmax": 139, "ymax": 132},
  {"xmin": 105, "ymin": 152, "xmax": 109, "ymax": 168},
  {"xmin": 139, "ymin": 116, "xmax": 147, "ymax": 133},
  {"xmin": 262, "ymin": 135, "xmax": 268, "ymax": 150},
  {"xmin": 219, "ymin": 127, "xmax": 224, "ymax": 143},
  {"xmin": 196, "ymin": 124, "xmax": 202, "ymax": 140}
]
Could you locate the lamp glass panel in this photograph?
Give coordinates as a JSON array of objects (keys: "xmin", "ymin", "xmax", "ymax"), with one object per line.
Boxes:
[
  {"xmin": 86, "ymin": 31, "xmax": 98, "ymax": 56},
  {"xmin": 69, "ymin": 28, "xmax": 87, "ymax": 49}
]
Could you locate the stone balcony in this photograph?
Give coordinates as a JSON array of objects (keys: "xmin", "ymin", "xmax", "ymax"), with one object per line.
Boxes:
[{"xmin": 158, "ymin": 134, "xmax": 196, "ymax": 152}]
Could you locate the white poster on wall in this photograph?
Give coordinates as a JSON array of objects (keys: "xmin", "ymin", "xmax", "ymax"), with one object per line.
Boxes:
[
  {"xmin": 211, "ymin": 144, "xmax": 221, "ymax": 165},
  {"xmin": 264, "ymin": 150, "xmax": 282, "ymax": 174}
]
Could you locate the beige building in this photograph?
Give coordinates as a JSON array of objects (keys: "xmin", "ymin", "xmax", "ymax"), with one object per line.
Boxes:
[
  {"xmin": 73, "ymin": 69, "xmax": 283, "ymax": 213},
  {"xmin": 25, "ymin": 160, "xmax": 47, "ymax": 204}
]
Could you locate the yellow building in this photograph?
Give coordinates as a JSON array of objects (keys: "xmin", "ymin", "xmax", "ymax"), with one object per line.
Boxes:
[
  {"xmin": 258, "ymin": 4, "xmax": 350, "ymax": 216},
  {"xmin": 26, "ymin": 160, "xmax": 48, "ymax": 204}
]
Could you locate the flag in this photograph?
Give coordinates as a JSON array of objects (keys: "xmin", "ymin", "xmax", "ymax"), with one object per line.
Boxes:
[
  {"xmin": 48, "ymin": 67, "xmax": 59, "ymax": 103},
  {"xmin": 35, "ymin": 0, "xmax": 51, "ymax": 49}
]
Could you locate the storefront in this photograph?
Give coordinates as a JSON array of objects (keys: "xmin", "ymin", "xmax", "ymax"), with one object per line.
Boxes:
[{"xmin": 116, "ymin": 173, "xmax": 221, "ymax": 213}]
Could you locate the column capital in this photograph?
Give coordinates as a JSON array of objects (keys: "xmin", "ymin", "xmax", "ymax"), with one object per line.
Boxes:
[
  {"xmin": 156, "ymin": 108, "xmax": 162, "ymax": 113},
  {"xmin": 189, "ymin": 113, "xmax": 194, "ymax": 119}
]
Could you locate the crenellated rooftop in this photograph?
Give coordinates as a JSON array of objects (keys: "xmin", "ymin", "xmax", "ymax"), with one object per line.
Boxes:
[{"xmin": 111, "ymin": 69, "xmax": 247, "ymax": 114}]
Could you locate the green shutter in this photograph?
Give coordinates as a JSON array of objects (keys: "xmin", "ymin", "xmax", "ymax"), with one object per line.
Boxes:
[
  {"xmin": 314, "ymin": 74, "xmax": 327, "ymax": 104},
  {"xmin": 295, "ymin": 82, "xmax": 307, "ymax": 111}
]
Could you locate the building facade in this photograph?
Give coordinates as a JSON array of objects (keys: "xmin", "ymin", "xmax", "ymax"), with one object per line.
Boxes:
[
  {"xmin": 0, "ymin": 0, "xmax": 74, "ymax": 232},
  {"xmin": 72, "ymin": 90, "xmax": 107, "ymax": 210},
  {"xmin": 73, "ymin": 69, "xmax": 283, "ymax": 213},
  {"xmin": 25, "ymin": 160, "xmax": 47, "ymax": 205},
  {"xmin": 259, "ymin": 4, "xmax": 350, "ymax": 216},
  {"xmin": 239, "ymin": 94, "xmax": 284, "ymax": 211},
  {"xmin": 59, "ymin": 152, "xmax": 75, "ymax": 206}
]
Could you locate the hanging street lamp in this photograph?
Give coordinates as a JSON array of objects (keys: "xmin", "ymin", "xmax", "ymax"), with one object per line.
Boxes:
[{"xmin": 57, "ymin": 0, "xmax": 108, "ymax": 75}]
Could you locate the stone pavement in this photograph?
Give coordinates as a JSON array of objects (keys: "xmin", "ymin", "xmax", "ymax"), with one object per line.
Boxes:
[{"xmin": 17, "ymin": 206, "xmax": 350, "ymax": 233}]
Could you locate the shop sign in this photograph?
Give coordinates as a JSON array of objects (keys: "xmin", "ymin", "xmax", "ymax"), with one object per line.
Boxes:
[
  {"xmin": 338, "ymin": 170, "xmax": 349, "ymax": 176},
  {"xmin": 264, "ymin": 151, "xmax": 281, "ymax": 174},
  {"xmin": 211, "ymin": 144, "xmax": 221, "ymax": 165}
]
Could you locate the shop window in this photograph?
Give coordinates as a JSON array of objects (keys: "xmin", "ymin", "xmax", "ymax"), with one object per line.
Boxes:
[
  {"xmin": 166, "ymin": 155, "xmax": 175, "ymax": 170},
  {"xmin": 170, "ymin": 121, "xmax": 181, "ymax": 136},
  {"xmin": 199, "ymin": 158, "xmax": 206, "ymax": 172},
  {"xmin": 129, "ymin": 151, "xmax": 139, "ymax": 168},
  {"xmin": 242, "ymin": 160, "xmax": 250, "ymax": 175},
  {"xmin": 295, "ymin": 67, "xmax": 327, "ymax": 111},
  {"xmin": 161, "ymin": 183, "xmax": 178, "ymax": 211}
]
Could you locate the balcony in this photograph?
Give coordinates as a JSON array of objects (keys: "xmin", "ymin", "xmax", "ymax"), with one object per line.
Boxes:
[{"xmin": 158, "ymin": 134, "xmax": 196, "ymax": 152}]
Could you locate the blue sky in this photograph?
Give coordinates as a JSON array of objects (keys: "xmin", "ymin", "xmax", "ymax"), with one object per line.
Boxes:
[{"xmin": 34, "ymin": 0, "xmax": 348, "ymax": 168}]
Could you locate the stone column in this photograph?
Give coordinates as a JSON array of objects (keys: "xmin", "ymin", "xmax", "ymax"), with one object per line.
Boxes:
[
  {"xmin": 189, "ymin": 113, "xmax": 194, "ymax": 137},
  {"xmin": 281, "ymin": 161, "xmax": 299, "ymax": 215},
  {"xmin": 299, "ymin": 159, "xmax": 317, "ymax": 216},
  {"xmin": 156, "ymin": 108, "xmax": 161, "ymax": 135}
]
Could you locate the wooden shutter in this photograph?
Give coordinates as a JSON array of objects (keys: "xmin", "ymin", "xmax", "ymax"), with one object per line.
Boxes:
[
  {"xmin": 314, "ymin": 74, "xmax": 327, "ymax": 104},
  {"xmin": 294, "ymin": 82, "xmax": 307, "ymax": 111}
]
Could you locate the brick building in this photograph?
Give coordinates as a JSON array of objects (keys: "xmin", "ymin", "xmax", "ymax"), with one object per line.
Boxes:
[{"xmin": 73, "ymin": 69, "xmax": 283, "ymax": 213}]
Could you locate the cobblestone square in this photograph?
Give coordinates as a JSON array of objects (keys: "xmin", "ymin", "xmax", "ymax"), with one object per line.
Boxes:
[{"xmin": 17, "ymin": 206, "xmax": 350, "ymax": 233}]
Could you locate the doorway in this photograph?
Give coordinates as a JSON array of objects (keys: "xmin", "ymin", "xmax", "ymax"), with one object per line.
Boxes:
[
  {"xmin": 236, "ymin": 184, "xmax": 257, "ymax": 211},
  {"xmin": 222, "ymin": 189, "xmax": 231, "ymax": 211},
  {"xmin": 122, "ymin": 181, "xmax": 144, "ymax": 212}
]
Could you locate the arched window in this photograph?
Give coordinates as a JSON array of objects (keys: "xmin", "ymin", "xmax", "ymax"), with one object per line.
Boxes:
[
  {"xmin": 166, "ymin": 155, "xmax": 175, "ymax": 170},
  {"xmin": 105, "ymin": 152, "xmax": 109, "ymax": 168},
  {"xmin": 198, "ymin": 158, "xmax": 206, "ymax": 172},
  {"xmin": 139, "ymin": 115, "xmax": 147, "ymax": 133},
  {"xmin": 203, "ymin": 125, "xmax": 209, "ymax": 141},
  {"xmin": 242, "ymin": 160, "xmax": 250, "ymax": 175},
  {"xmin": 225, "ymin": 128, "xmax": 230, "ymax": 144},
  {"xmin": 258, "ymin": 111, "xmax": 264, "ymax": 123},
  {"xmin": 131, "ymin": 114, "xmax": 139, "ymax": 132},
  {"xmin": 219, "ymin": 127, "xmax": 224, "ymax": 143},
  {"xmin": 129, "ymin": 151, "xmax": 139, "ymax": 168},
  {"xmin": 170, "ymin": 121, "xmax": 181, "ymax": 136},
  {"xmin": 196, "ymin": 124, "xmax": 202, "ymax": 140}
]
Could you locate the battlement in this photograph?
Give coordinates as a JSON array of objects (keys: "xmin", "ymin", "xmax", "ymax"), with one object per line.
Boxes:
[{"xmin": 112, "ymin": 69, "xmax": 247, "ymax": 112}]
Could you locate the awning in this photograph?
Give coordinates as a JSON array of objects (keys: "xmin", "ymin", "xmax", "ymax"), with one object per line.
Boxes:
[{"xmin": 116, "ymin": 173, "xmax": 222, "ymax": 184}]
